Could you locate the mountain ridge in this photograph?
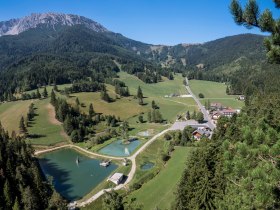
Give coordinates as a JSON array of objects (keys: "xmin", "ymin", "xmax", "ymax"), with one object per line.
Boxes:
[{"xmin": 0, "ymin": 12, "xmax": 108, "ymax": 36}]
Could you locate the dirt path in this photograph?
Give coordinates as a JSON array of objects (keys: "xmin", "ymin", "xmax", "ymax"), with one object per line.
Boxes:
[{"xmin": 46, "ymin": 103, "xmax": 70, "ymax": 142}]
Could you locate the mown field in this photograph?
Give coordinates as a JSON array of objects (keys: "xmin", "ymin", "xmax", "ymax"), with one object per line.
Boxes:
[
  {"xmin": 189, "ymin": 79, "xmax": 244, "ymax": 109},
  {"xmin": 0, "ymin": 100, "xmax": 32, "ymax": 133},
  {"xmin": 126, "ymin": 146, "xmax": 192, "ymax": 210}
]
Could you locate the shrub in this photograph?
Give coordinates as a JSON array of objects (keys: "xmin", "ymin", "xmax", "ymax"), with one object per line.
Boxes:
[{"xmin": 198, "ymin": 93, "xmax": 205, "ymax": 98}]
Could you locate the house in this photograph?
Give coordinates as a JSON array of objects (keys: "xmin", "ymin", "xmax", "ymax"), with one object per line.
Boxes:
[
  {"xmin": 192, "ymin": 127, "xmax": 212, "ymax": 140},
  {"xmin": 221, "ymin": 109, "xmax": 236, "ymax": 117},
  {"xmin": 212, "ymin": 111, "xmax": 222, "ymax": 120},
  {"xmin": 210, "ymin": 102, "xmax": 223, "ymax": 110},
  {"xmin": 107, "ymin": 173, "xmax": 124, "ymax": 185}
]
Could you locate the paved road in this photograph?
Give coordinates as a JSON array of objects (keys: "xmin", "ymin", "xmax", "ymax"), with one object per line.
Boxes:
[{"xmin": 185, "ymin": 78, "xmax": 216, "ymax": 130}]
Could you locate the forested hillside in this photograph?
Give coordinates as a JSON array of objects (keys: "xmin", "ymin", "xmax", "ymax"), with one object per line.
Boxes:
[{"xmin": 0, "ymin": 123, "xmax": 67, "ymax": 209}]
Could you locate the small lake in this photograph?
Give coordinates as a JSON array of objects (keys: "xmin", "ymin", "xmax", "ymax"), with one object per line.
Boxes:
[
  {"xmin": 140, "ymin": 162, "xmax": 155, "ymax": 170},
  {"xmin": 38, "ymin": 148, "xmax": 117, "ymax": 201},
  {"xmin": 98, "ymin": 139, "xmax": 141, "ymax": 157}
]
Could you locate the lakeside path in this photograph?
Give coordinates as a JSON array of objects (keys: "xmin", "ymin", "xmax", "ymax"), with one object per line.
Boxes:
[{"xmin": 35, "ymin": 77, "xmax": 210, "ymax": 208}]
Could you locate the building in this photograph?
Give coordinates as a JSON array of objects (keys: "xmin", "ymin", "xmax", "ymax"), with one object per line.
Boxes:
[
  {"xmin": 221, "ymin": 109, "xmax": 236, "ymax": 117},
  {"xmin": 212, "ymin": 111, "xmax": 222, "ymax": 120},
  {"xmin": 192, "ymin": 127, "xmax": 212, "ymax": 140},
  {"xmin": 107, "ymin": 173, "xmax": 124, "ymax": 185}
]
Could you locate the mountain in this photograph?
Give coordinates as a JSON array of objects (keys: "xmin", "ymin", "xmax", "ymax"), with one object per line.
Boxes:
[
  {"xmin": 0, "ymin": 13, "xmax": 108, "ymax": 36},
  {"xmin": 0, "ymin": 13, "xmax": 270, "ymax": 99}
]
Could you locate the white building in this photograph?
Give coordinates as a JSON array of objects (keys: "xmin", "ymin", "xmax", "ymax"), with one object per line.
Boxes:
[{"xmin": 107, "ymin": 173, "xmax": 124, "ymax": 185}]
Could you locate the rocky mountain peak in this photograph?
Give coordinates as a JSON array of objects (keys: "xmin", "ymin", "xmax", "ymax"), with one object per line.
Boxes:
[{"xmin": 0, "ymin": 12, "xmax": 108, "ymax": 36}]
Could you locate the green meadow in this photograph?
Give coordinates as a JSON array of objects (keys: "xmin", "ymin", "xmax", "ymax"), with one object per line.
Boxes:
[
  {"xmin": 189, "ymin": 79, "xmax": 244, "ymax": 109},
  {"xmin": 127, "ymin": 146, "xmax": 192, "ymax": 210}
]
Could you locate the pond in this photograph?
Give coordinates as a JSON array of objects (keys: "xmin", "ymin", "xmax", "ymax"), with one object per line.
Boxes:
[
  {"xmin": 38, "ymin": 148, "xmax": 117, "ymax": 201},
  {"xmin": 98, "ymin": 139, "xmax": 141, "ymax": 157},
  {"xmin": 140, "ymin": 162, "xmax": 155, "ymax": 170}
]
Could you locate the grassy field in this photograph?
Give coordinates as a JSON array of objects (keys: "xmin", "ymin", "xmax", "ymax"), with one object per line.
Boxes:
[
  {"xmin": 127, "ymin": 146, "xmax": 192, "ymax": 210},
  {"xmin": 0, "ymin": 100, "xmax": 33, "ymax": 133},
  {"xmin": 129, "ymin": 136, "xmax": 168, "ymax": 188},
  {"xmin": 27, "ymin": 99, "xmax": 68, "ymax": 146},
  {"xmin": 189, "ymin": 80, "xmax": 244, "ymax": 109},
  {"xmin": 67, "ymin": 72, "xmax": 197, "ymax": 137}
]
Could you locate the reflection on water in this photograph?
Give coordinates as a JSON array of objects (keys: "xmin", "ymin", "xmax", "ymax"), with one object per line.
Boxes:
[{"xmin": 38, "ymin": 148, "xmax": 117, "ymax": 201}]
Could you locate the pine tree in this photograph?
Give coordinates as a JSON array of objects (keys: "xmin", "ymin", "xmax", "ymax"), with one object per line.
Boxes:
[
  {"xmin": 230, "ymin": 0, "xmax": 280, "ymax": 63},
  {"xmin": 137, "ymin": 86, "xmax": 144, "ymax": 105},
  {"xmin": 75, "ymin": 97, "xmax": 80, "ymax": 106},
  {"xmin": 147, "ymin": 110, "xmax": 152, "ymax": 122},
  {"xmin": 19, "ymin": 116, "xmax": 27, "ymax": 136},
  {"xmin": 196, "ymin": 112, "xmax": 204, "ymax": 123},
  {"xmin": 102, "ymin": 190, "xmax": 124, "ymax": 210},
  {"xmin": 4, "ymin": 179, "xmax": 12, "ymax": 208},
  {"xmin": 89, "ymin": 103, "xmax": 95, "ymax": 117},
  {"xmin": 186, "ymin": 110, "xmax": 191, "ymax": 120},
  {"xmin": 53, "ymin": 83, "xmax": 59, "ymax": 92},
  {"xmin": 50, "ymin": 89, "xmax": 57, "ymax": 105},
  {"xmin": 63, "ymin": 115, "xmax": 73, "ymax": 135},
  {"xmin": 36, "ymin": 89, "xmax": 41, "ymax": 99},
  {"xmin": 152, "ymin": 100, "xmax": 157, "ymax": 109},
  {"xmin": 42, "ymin": 87, "xmax": 48, "ymax": 98},
  {"xmin": 226, "ymin": 86, "xmax": 230, "ymax": 95},
  {"xmin": 12, "ymin": 197, "xmax": 20, "ymax": 210}
]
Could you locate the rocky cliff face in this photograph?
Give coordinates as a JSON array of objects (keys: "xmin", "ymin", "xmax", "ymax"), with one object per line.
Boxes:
[{"xmin": 0, "ymin": 13, "xmax": 108, "ymax": 36}]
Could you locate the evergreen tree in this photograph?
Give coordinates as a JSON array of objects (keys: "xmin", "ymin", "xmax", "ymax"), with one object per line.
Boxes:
[
  {"xmin": 63, "ymin": 115, "xmax": 73, "ymax": 135},
  {"xmin": 226, "ymin": 86, "xmax": 230, "ymax": 95},
  {"xmin": 196, "ymin": 112, "xmax": 204, "ymax": 123},
  {"xmin": 42, "ymin": 87, "xmax": 48, "ymax": 98},
  {"xmin": 186, "ymin": 110, "xmax": 191, "ymax": 120},
  {"xmin": 50, "ymin": 90, "xmax": 57, "ymax": 105},
  {"xmin": 53, "ymin": 83, "xmax": 58, "ymax": 92},
  {"xmin": 230, "ymin": 0, "xmax": 280, "ymax": 63},
  {"xmin": 102, "ymin": 190, "xmax": 124, "ymax": 210},
  {"xmin": 147, "ymin": 110, "xmax": 152, "ymax": 122},
  {"xmin": 48, "ymin": 190, "xmax": 68, "ymax": 210},
  {"xmin": 36, "ymin": 89, "xmax": 41, "ymax": 99},
  {"xmin": 12, "ymin": 197, "xmax": 20, "ymax": 210},
  {"xmin": 191, "ymin": 110, "xmax": 197, "ymax": 119},
  {"xmin": 4, "ymin": 179, "xmax": 12, "ymax": 209},
  {"xmin": 19, "ymin": 116, "xmax": 27, "ymax": 136},
  {"xmin": 137, "ymin": 86, "xmax": 144, "ymax": 105},
  {"xmin": 75, "ymin": 97, "xmax": 80, "ymax": 106},
  {"xmin": 89, "ymin": 103, "xmax": 95, "ymax": 117},
  {"xmin": 138, "ymin": 115, "xmax": 144, "ymax": 123}
]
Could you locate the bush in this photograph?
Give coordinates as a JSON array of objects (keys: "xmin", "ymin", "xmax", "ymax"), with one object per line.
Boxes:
[
  {"xmin": 161, "ymin": 153, "xmax": 170, "ymax": 162},
  {"xmin": 198, "ymin": 93, "xmax": 205, "ymax": 98},
  {"xmin": 164, "ymin": 133, "xmax": 172, "ymax": 141}
]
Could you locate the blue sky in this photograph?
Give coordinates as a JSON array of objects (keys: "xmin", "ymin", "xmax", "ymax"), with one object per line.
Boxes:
[{"xmin": 0, "ymin": 0, "xmax": 277, "ymax": 45}]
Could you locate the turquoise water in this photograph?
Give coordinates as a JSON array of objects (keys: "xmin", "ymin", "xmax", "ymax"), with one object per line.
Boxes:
[
  {"xmin": 98, "ymin": 139, "xmax": 141, "ymax": 157},
  {"xmin": 140, "ymin": 162, "xmax": 155, "ymax": 170},
  {"xmin": 38, "ymin": 148, "xmax": 117, "ymax": 201}
]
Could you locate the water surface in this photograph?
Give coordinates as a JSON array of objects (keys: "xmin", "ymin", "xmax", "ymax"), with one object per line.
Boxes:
[
  {"xmin": 141, "ymin": 162, "xmax": 155, "ymax": 170},
  {"xmin": 98, "ymin": 139, "xmax": 141, "ymax": 157},
  {"xmin": 39, "ymin": 148, "xmax": 117, "ymax": 201}
]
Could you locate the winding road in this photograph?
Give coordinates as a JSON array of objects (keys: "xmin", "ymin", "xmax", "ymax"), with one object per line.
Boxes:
[{"xmin": 36, "ymin": 77, "xmax": 213, "ymax": 208}]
